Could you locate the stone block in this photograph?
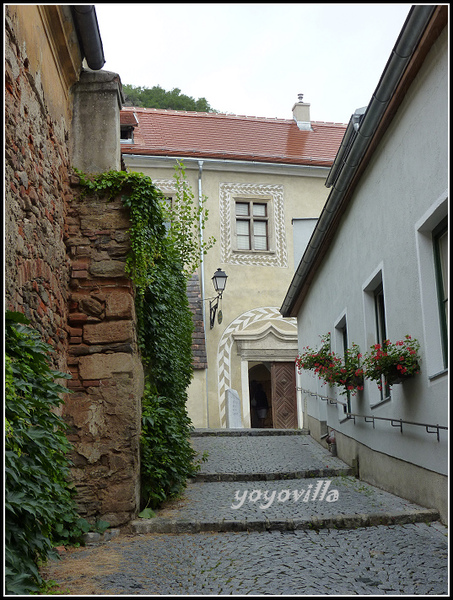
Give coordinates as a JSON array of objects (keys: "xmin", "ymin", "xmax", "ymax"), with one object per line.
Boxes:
[
  {"xmin": 105, "ymin": 290, "xmax": 134, "ymax": 319},
  {"xmin": 83, "ymin": 321, "xmax": 133, "ymax": 344},
  {"xmin": 226, "ymin": 389, "xmax": 243, "ymax": 428},
  {"xmin": 78, "ymin": 352, "xmax": 136, "ymax": 380},
  {"xmin": 80, "ymin": 212, "xmax": 129, "ymax": 232},
  {"xmin": 89, "ymin": 260, "xmax": 126, "ymax": 278}
]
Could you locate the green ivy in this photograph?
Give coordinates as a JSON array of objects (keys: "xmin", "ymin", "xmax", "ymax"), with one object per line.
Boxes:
[
  {"xmin": 4, "ymin": 311, "xmax": 83, "ymax": 595},
  {"xmin": 76, "ymin": 166, "xmax": 206, "ymax": 509}
]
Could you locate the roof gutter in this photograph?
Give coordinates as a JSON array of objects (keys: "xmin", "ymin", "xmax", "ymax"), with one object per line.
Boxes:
[
  {"xmin": 122, "ymin": 154, "xmax": 330, "ymax": 178},
  {"xmin": 71, "ymin": 5, "xmax": 105, "ymax": 70},
  {"xmin": 280, "ymin": 4, "xmax": 439, "ymax": 318}
]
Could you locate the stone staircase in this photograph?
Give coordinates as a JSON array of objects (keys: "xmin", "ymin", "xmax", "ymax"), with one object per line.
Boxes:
[{"xmin": 131, "ymin": 429, "xmax": 439, "ymax": 534}]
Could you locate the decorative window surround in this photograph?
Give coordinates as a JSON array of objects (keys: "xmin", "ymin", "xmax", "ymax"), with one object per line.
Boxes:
[
  {"xmin": 153, "ymin": 179, "xmax": 176, "ymax": 195},
  {"xmin": 220, "ymin": 182, "xmax": 288, "ymax": 268}
]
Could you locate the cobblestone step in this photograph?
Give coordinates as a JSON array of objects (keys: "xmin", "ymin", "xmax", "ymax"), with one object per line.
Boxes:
[
  {"xmin": 132, "ymin": 507, "xmax": 440, "ymax": 534},
  {"xmin": 132, "ymin": 431, "xmax": 441, "ymax": 536},
  {"xmin": 191, "ymin": 428, "xmax": 310, "ymax": 436},
  {"xmin": 191, "ymin": 466, "xmax": 354, "ymax": 482}
]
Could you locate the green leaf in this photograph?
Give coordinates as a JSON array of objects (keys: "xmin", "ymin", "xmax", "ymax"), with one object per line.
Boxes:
[{"xmin": 138, "ymin": 508, "xmax": 156, "ymax": 519}]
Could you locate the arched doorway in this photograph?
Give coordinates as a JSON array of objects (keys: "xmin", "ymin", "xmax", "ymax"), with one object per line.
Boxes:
[{"xmin": 248, "ymin": 363, "xmax": 273, "ymax": 428}]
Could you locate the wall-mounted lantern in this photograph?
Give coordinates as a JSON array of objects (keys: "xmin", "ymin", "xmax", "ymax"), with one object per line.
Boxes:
[{"xmin": 210, "ymin": 268, "xmax": 228, "ymax": 328}]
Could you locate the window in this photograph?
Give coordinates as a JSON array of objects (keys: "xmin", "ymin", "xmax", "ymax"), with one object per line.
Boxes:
[
  {"xmin": 120, "ymin": 125, "xmax": 134, "ymax": 143},
  {"xmin": 334, "ymin": 316, "xmax": 351, "ymax": 417},
  {"xmin": 433, "ymin": 218, "xmax": 448, "ymax": 368},
  {"xmin": 220, "ymin": 182, "xmax": 287, "ymax": 268},
  {"xmin": 235, "ymin": 201, "xmax": 269, "ymax": 251},
  {"xmin": 415, "ymin": 195, "xmax": 448, "ymax": 377},
  {"xmin": 374, "ymin": 283, "xmax": 390, "ymax": 400}
]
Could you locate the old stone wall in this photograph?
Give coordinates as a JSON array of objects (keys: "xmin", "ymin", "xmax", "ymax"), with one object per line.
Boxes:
[
  {"xmin": 5, "ymin": 5, "xmax": 142, "ymax": 527},
  {"xmin": 4, "ymin": 8, "xmax": 72, "ymax": 371},
  {"xmin": 64, "ymin": 180, "xmax": 144, "ymax": 526}
]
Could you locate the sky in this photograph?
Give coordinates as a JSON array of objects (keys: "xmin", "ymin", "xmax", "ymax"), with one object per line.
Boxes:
[{"xmin": 94, "ymin": 3, "xmax": 414, "ymax": 124}]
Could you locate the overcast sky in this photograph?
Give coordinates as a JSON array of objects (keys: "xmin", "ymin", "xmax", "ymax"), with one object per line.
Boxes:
[{"xmin": 94, "ymin": 3, "xmax": 414, "ymax": 124}]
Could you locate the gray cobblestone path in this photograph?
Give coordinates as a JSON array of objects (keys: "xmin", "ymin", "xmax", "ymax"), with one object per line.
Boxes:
[
  {"xmin": 47, "ymin": 430, "xmax": 448, "ymax": 595},
  {"xmin": 63, "ymin": 523, "xmax": 448, "ymax": 595}
]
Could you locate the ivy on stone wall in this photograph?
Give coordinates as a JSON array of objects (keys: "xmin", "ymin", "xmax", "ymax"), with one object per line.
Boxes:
[{"xmin": 76, "ymin": 168, "xmax": 204, "ymax": 509}]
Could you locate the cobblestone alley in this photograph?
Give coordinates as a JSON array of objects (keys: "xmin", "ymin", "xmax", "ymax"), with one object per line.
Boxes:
[{"xmin": 42, "ymin": 430, "xmax": 448, "ymax": 595}]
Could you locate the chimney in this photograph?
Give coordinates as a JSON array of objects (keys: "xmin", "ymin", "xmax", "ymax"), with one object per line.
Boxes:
[{"xmin": 292, "ymin": 94, "xmax": 312, "ymax": 131}]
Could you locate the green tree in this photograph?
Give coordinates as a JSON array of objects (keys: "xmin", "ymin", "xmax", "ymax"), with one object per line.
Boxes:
[{"xmin": 123, "ymin": 83, "xmax": 216, "ymax": 112}]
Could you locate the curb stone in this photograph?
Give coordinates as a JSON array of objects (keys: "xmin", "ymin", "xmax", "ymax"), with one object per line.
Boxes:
[
  {"xmin": 83, "ymin": 528, "xmax": 121, "ymax": 544},
  {"xmin": 191, "ymin": 428, "xmax": 310, "ymax": 437},
  {"xmin": 131, "ymin": 508, "xmax": 440, "ymax": 534},
  {"xmin": 190, "ymin": 467, "xmax": 354, "ymax": 482}
]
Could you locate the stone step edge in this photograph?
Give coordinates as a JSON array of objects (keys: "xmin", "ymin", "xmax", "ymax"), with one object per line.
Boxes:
[
  {"xmin": 190, "ymin": 467, "xmax": 354, "ymax": 482},
  {"xmin": 131, "ymin": 508, "xmax": 440, "ymax": 535},
  {"xmin": 191, "ymin": 428, "xmax": 310, "ymax": 437}
]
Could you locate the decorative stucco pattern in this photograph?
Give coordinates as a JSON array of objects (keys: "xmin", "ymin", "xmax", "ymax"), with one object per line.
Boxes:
[
  {"xmin": 217, "ymin": 307, "xmax": 297, "ymax": 427},
  {"xmin": 152, "ymin": 179, "xmax": 177, "ymax": 194},
  {"xmin": 219, "ymin": 183, "xmax": 288, "ymax": 267}
]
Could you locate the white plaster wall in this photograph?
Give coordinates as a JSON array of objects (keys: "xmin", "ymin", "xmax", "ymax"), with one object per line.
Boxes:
[{"xmin": 296, "ymin": 29, "xmax": 448, "ymax": 475}]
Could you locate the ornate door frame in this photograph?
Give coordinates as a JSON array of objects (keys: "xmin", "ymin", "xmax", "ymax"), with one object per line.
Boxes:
[{"xmin": 217, "ymin": 307, "xmax": 298, "ymax": 427}]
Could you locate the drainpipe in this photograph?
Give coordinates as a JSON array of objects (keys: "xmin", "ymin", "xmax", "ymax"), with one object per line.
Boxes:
[
  {"xmin": 198, "ymin": 160, "xmax": 209, "ymax": 427},
  {"xmin": 71, "ymin": 5, "xmax": 105, "ymax": 70}
]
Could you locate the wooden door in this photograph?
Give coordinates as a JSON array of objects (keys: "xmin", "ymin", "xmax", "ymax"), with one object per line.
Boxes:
[{"xmin": 271, "ymin": 362, "xmax": 298, "ymax": 429}]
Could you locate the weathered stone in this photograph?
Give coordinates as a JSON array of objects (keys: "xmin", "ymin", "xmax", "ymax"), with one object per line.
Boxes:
[
  {"xmin": 78, "ymin": 352, "xmax": 136, "ymax": 380},
  {"xmin": 89, "ymin": 260, "xmax": 126, "ymax": 278},
  {"xmin": 80, "ymin": 212, "xmax": 129, "ymax": 231},
  {"xmin": 105, "ymin": 290, "xmax": 134, "ymax": 319},
  {"xmin": 83, "ymin": 321, "xmax": 133, "ymax": 344},
  {"xmin": 79, "ymin": 296, "xmax": 104, "ymax": 317}
]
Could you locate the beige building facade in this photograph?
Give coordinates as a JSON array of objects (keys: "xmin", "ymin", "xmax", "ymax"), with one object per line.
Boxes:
[{"xmin": 121, "ymin": 104, "xmax": 346, "ymax": 428}]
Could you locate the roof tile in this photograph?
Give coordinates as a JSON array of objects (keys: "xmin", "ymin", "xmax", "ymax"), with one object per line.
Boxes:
[{"xmin": 121, "ymin": 107, "xmax": 346, "ymax": 166}]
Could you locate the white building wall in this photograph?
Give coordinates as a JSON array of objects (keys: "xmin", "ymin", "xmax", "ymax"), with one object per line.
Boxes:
[{"xmin": 296, "ymin": 28, "xmax": 448, "ymax": 476}]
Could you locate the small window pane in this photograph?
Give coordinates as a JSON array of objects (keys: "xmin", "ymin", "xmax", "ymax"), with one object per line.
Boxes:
[
  {"xmin": 236, "ymin": 203, "xmax": 249, "ymax": 216},
  {"xmin": 253, "ymin": 203, "xmax": 267, "ymax": 217},
  {"xmin": 253, "ymin": 221, "xmax": 267, "ymax": 250},
  {"xmin": 237, "ymin": 220, "xmax": 250, "ymax": 236},
  {"xmin": 237, "ymin": 220, "xmax": 250, "ymax": 250}
]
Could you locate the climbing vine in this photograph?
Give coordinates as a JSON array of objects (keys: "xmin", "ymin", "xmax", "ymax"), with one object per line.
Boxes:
[
  {"xmin": 76, "ymin": 166, "xmax": 208, "ymax": 509},
  {"xmin": 4, "ymin": 311, "xmax": 86, "ymax": 595},
  {"xmin": 163, "ymin": 160, "xmax": 216, "ymax": 278}
]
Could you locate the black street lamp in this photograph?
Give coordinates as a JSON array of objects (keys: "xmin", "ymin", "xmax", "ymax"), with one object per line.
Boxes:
[{"xmin": 210, "ymin": 268, "xmax": 228, "ymax": 328}]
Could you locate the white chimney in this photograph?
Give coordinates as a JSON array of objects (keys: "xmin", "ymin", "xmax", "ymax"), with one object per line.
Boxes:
[{"xmin": 292, "ymin": 94, "xmax": 312, "ymax": 131}]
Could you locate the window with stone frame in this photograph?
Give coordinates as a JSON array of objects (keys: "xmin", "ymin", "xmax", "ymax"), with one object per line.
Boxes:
[
  {"xmin": 235, "ymin": 200, "xmax": 269, "ymax": 252},
  {"xmin": 219, "ymin": 182, "xmax": 288, "ymax": 268}
]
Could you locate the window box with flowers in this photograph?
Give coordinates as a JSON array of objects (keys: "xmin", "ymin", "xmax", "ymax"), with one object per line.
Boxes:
[
  {"xmin": 362, "ymin": 335, "xmax": 421, "ymax": 390},
  {"xmin": 296, "ymin": 334, "xmax": 364, "ymax": 396},
  {"xmin": 331, "ymin": 342, "xmax": 364, "ymax": 396}
]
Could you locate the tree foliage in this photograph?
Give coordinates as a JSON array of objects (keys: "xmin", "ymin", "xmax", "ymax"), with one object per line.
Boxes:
[
  {"xmin": 164, "ymin": 161, "xmax": 216, "ymax": 278},
  {"xmin": 123, "ymin": 83, "xmax": 216, "ymax": 112}
]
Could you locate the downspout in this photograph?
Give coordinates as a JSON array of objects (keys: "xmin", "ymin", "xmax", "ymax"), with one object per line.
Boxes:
[
  {"xmin": 198, "ymin": 160, "xmax": 209, "ymax": 427},
  {"xmin": 71, "ymin": 5, "xmax": 105, "ymax": 70}
]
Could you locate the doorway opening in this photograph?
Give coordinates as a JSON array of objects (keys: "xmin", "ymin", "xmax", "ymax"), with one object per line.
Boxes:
[{"xmin": 248, "ymin": 363, "xmax": 273, "ymax": 428}]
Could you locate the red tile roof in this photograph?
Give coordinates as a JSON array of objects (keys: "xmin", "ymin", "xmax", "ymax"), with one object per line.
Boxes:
[{"xmin": 120, "ymin": 107, "xmax": 346, "ymax": 167}]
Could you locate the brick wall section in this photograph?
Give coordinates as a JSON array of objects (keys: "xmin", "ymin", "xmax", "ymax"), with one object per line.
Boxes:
[
  {"xmin": 63, "ymin": 179, "xmax": 144, "ymax": 526},
  {"xmin": 4, "ymin": 11, "xmax": 71, "ymax": 371}
]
